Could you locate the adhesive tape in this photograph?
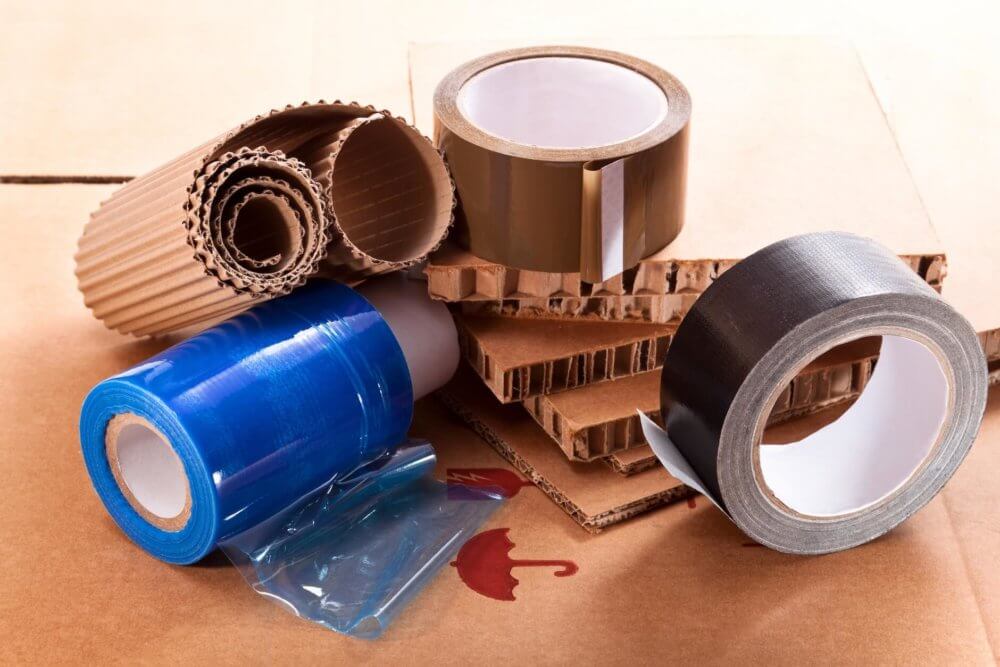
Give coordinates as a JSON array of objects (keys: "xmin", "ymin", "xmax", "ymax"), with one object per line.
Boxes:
[
  {"xmin": 434, "ymin": 46, "xmax": 691, "ymax": 282},
  {"xmin": 640, "ymin": 232, "xmax": 987, "ymax": 554}
]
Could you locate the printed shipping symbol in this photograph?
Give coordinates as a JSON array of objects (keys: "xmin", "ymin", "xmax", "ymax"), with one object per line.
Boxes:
[{"xmin": 451, "ymin": 528, "xmax": 578, "ymax": 601}]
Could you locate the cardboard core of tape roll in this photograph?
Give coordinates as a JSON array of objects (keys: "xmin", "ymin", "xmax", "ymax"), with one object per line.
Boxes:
[
  {"xmin": 329, "ymin": 116, "xmax": 454, "ymax": 265},
  {"xmin": 105, "ymin": 413, "xmax": 192, "ymax": 533},
  {"xmin": 754, "ymin": 334, "xmax": 950, "ymax": 519}
]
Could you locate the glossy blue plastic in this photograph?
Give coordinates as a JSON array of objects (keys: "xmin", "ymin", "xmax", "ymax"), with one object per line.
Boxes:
[{"xmin": 79, "ymin": 280, "xmax": 501, "ymax": 637}]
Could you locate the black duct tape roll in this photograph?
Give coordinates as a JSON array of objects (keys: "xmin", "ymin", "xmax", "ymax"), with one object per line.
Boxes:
[{"xmin": 640, "ymin": 232, "xmax": 987, "ymax": 554}]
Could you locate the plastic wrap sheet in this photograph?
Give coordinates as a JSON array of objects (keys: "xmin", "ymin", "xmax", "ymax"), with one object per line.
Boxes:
[{"xmin": 79, "ymin": 280, "xmax": 500, "ymax": 637}]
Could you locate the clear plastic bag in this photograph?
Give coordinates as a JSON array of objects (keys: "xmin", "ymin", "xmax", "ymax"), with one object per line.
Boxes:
[{"xmin": 221, "ymin": 441, "xmax": 502, "ymax": 638}]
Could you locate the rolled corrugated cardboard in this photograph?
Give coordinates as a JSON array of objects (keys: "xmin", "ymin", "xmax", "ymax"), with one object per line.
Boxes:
[
  {"xmin": 435, "ymin": 47, "xmax": 690, "ymax": 283},
  {"xmin": 76, "ymin": 102, "xmax": 454, "ymax": 336}
]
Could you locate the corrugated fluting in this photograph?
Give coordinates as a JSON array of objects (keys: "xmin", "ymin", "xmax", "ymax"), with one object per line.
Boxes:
[{"xmin": 76, "ymin": 102, "xmax": 455, "ymax": 336}]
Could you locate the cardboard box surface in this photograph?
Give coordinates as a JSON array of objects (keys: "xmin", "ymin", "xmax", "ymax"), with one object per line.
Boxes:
[{"xmin": 2, "ymin": 186, "xmax": 998, "ymax": 662}]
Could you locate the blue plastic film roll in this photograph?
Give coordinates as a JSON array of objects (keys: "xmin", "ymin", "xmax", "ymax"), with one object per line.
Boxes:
[
  {"xmin": 79, "ymin": 279, "xmax": 500, "ymax": 636},
  {"xmin": 81, "ymin": 280, "xmax": 413, "ymax": 564}
]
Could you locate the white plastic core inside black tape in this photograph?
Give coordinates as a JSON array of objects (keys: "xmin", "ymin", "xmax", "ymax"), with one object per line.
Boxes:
[
  {"xmin": 456, "ymin": 56, "xmax": 668, "ymax": 149},
  {"xmin": 757, "ymin": 335, "xmax": 948, "ymax": 518}
]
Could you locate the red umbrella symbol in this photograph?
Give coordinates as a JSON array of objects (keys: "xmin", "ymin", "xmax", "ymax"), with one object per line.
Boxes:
[
  {"xmin": 446, "ymin": 468, "xmax": 534, "ymax": 499},
  {"xmin": 451, "ymin": 528, "xmax": 578, "ymax": 601}
]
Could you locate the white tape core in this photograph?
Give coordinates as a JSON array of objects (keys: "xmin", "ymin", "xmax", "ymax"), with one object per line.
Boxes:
[
  {"xmin": 116, "ymin": 422, "xmax": 189, "ymax": 519},
  {"xmin": 457, "ymin": 56, "xmax": 668, "ymax": 149},
  {"xmin": 759, "ymin": 335, "xmax": 949, "ymax": 517}
]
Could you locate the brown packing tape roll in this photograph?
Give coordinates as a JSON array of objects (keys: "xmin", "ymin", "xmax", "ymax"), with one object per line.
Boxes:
[
  {"xmin": 76, "ymin": 101, "xmax": 455, "ymax": 336},
  {"xmin": 434, "ymin": 47, "xmax": 690, "ymax": 283}
]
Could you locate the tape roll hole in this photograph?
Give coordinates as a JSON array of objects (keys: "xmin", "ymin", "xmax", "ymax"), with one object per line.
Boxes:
[
  {"xmin": 758, "ymin": 335, "xmax": 949, "ymax": 518},
  {"xmin": 331, "ymin": 117, "xmax": 451, "ymax": 263},
  {"xmin": 114, "ymin": 421, "xmax": 189, "ymax": 521},
  {"xmin": 457, "ymin": 56, "xmax": 668, "ymax": 149}
]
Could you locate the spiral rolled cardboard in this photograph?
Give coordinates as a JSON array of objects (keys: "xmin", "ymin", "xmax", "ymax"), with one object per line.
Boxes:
[
  {"xmin": 76, "ymin": 101, "xmax": 454, "ymax": 336},
  {"xmin": 434, "ymin": 47, "xmax": 690, "ymax": 283},
  {"xmin": 641, "ymin": 232, "xmax": 988, "ymax": 554}
]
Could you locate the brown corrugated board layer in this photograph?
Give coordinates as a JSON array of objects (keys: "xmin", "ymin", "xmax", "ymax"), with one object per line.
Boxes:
[
  {"xmin": 455, "ymin": 293, "xmax": 693, "ymax": 324},
  {"xmin": 297, "ymin": 113, "xmax": 456, "ymax": 282},
  {"xmin": 427, "ymin": 243, "xmax": 944, "ymax": 325},
  {"xmin": 528, "ymin": 338, "xmax": 879, "ymax": 462},
  {"xmin": 76, "ymin": 102, "xmax": 453, "ymax": 336},
  {"xmin": 602, "ymin": 444, "xmax": 663, "ymax": 476},
  {"xmin": 456, "ymin": 314, "xmax": 673, "ymax": 402},
  {"xmin": 4, "ymin": 180, "xmax": 1000, "ymax": 662},
  {"xmin": 437, "ymin": 368, "xmax": 691, "ymax": 531}
]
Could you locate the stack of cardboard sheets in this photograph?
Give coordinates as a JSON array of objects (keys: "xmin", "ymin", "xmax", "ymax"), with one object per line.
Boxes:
[{"xmin": 413, "ymin": 37, "xmax": 970, "ymax": 531}]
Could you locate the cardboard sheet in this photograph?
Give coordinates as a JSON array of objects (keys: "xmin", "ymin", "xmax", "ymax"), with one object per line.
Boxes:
[
  {"xmin": 438, "ymin": 368, "xmax": 690, "ymax": 531},
  {"xmin": 603, "ymin": 445, "xmax": 662, "ymax": 475},
  {"xmin": 2, "ymin": 183, "xmax": 1000, "ymax": 662},
  {"xmin": 427, "ymin": 244, "xmax": 942, "ymax": 324},
  {"xmin": 860, "ymin": 38, "xmax": 1000, "ymax": 354},
  {"xmin": 75, "ymin": 104, "xmax": 454, "ymax": 336},
  {"xmin": 456, "ymin": 314, "xmax": 673, "ymax": 402},
  {"xmin": 528, "ymin": 338, "xmax": 878, "ymax": 462}
]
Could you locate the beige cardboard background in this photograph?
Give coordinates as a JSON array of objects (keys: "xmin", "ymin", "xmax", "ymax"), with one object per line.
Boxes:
[{"xmin": 2, "ymin": 1, "xmax": 1000, "ymax": 662}]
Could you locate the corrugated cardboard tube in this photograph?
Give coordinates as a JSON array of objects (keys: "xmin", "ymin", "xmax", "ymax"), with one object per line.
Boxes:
[
  {"xmin": 435, "ymin": 47, "xmax": 690, "ymax": 283},
  {"xmin": 76, "ymin": 102, "xmax": 454, "ymax": 336},
  {"xmin": 641, "ymin": 232, "xmax": 988, "ymax": 554}
]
